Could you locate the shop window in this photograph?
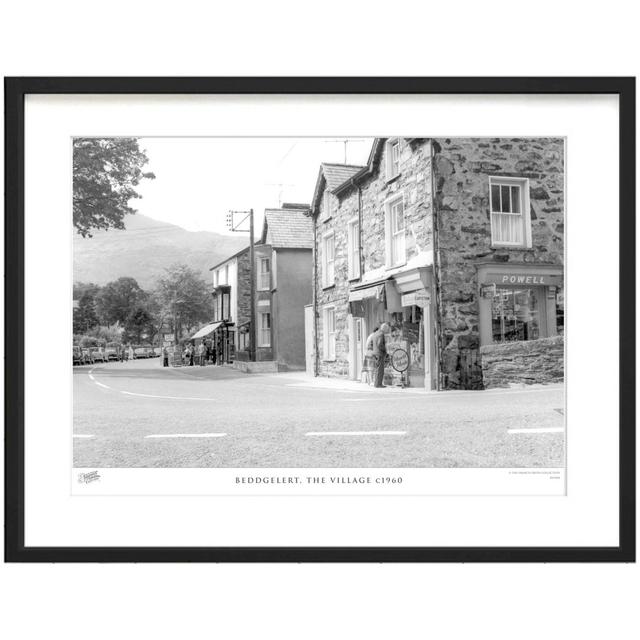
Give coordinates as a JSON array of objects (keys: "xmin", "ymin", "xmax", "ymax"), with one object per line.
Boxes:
[
  {"xmin": 322, "ymin": 232, "xmax": 335, "ymax": 288},
  {"xmin": 347, "ymin": 217, "xmax": 360, "ymax": 280},
  {"xmin": 323, "ymin": 306, "xmax": 336, "ymax": 360},
  {"xmin": 556, "ymin": 289, "xmax": 564, "ymax": 336},
  {"xmin": 489, "ymin": 177, "xmax": 531, "ymax": 247},
  {"xmin": 386, "ymin": 197, "xmax": 406, "ymax": 267},
  {"xmin": 491, "ymin": 287, "xmax": 540, "ymax": 343},
  {"xmin": 258, "ymin": 312, "xmax": 271, "ymax": 347}
]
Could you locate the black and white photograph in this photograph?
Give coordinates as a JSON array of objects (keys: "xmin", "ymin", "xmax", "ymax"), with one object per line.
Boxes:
[{"xmin": 72, "ymin": 135, "xmax": 565, "ymax": 474}]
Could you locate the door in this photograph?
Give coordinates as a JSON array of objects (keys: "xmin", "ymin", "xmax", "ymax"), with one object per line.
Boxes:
[{"xmin": 304, "ymin": 305, "xmax": 314, "ymax": 375}]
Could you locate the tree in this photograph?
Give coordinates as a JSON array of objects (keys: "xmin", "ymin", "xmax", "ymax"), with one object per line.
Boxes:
[
  {"xmin": 156, "ymin": 264, "xmax": 213, "ymax": 340},
  {"xmin": 73, "ymin": 138, "xmax": 155, "ymax": 237},
  {"xmin": 73, "ymin": 290, "xmax": 99, "ymax": 334},
  {"xmin": 125, "ymin": 306, "xmax": 154, "ymax": 344},
  {"xmin": 95, "ymin": 277, "xmax": 146, "ymax": 326}
]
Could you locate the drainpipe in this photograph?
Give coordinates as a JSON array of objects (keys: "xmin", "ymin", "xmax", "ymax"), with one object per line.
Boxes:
[
  {"xmin": 430, "ymin": 142, "xmax": 443, "ymax": 391},
  {"xmin": 312, "ymin": 212, "xmax": 319, "ymax": 377}
]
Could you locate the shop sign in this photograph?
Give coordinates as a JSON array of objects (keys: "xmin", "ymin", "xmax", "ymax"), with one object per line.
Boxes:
[
  {"xmin": 483, "ymin": 273, "xmax": 562, "ymax": 287},
  {"xmin": 391, "ymin": 348, "xmax": 409, "ymax": 372},
  {"xmin": 163, "ymin": 333, "xmax": 174, "ymax": 341},
  {"xmin": 401, "ymin": 289, "xmax": 430, "ymax": 308}
]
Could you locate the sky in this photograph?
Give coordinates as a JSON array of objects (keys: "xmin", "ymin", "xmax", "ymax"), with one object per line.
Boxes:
[{"xmin": 134, "ymin": 137, "xmax": 374, "ymax": 235}]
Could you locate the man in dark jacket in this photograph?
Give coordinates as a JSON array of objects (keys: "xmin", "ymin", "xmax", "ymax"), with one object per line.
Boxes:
[{"xmin": 372, "ymin": 323, "xmax": 390, "ymax": 388}]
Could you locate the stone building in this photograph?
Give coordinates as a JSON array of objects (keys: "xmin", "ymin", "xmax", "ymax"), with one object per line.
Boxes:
[{"xmin": 308, "ymin": 138, "xmax": 564, "ymax": 390}]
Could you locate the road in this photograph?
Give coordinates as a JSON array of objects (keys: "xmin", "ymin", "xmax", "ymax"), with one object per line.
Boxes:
[{"xmin": 73, "ymin": 358, "xmax": 565, "ymax": 468}]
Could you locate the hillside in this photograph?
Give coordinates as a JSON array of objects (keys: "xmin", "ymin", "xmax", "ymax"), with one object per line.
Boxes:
[{"xmin": 73, "ymin": 214, "xmax": 248, "ymax": 289}]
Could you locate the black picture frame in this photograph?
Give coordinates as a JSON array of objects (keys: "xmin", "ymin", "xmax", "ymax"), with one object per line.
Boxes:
[{"xmin": 4, "ymin": 77, "xmax": 635, "ymax": 563}]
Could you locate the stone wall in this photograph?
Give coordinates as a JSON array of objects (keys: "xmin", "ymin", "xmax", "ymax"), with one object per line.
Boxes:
[
  {"xmin": 433, "ymin": 137, "xmax": 565, "ymax": 389},
  {"xmin": 236, "ymin": 250, "xmax": 252, "ymax": 326},
  {"xmin": 314, "ymin": 139, "xmax": 433, "ymax": 378},
  {"xmin": 480, "ymin": 335, "xmax": 564, "ymax": 388}
]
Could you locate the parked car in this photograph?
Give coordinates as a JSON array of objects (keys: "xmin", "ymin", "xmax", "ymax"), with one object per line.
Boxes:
[
  {"xmin": 134, "ymin": 345, "xmax": 150, "ymax": 359},
  {"xmin": 152, "ymin": 347, "xmax": 162, "ymax": 357},
  {"xmin": 81, "ymin": 348, "xmax": 94, "ymax": 364},
  {"xmin": 105, "ymin": 342, "xmax": 121, "ymax": 361},
  {"xmin": 73, "ymin": 346, "xmax": 84, "ymax": 365},
  {"xmin": 91, "ymin": 347, "xmax": 108, "ymax": 363}
]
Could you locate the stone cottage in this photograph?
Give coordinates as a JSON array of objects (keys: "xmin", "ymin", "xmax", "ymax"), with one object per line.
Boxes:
[{"xmin": 308, "ymin": 138, "xmax": 564, "ymax": 390}]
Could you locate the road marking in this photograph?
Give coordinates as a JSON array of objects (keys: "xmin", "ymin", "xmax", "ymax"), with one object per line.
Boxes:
[
  {"xmin": 508, "ymin": 427, "xmax": 565, "ymax": 434},
  {"xmin": 73, "ymin": 434, "xmax": 94, "ymax": 438},
  {"xmin": 306, "ymin": 430, "xmax": 406, "ymax": 436},
  {"xmin": 144, "ymin": 433, "xmax": 227, "ymax": 439},
  {"xmin": 120, "ymin": 390, "xmax": 217, "ymax": 401},
  {"xmin": 87, "ymin": 367, "xmax": 218, "ymax": 401}
]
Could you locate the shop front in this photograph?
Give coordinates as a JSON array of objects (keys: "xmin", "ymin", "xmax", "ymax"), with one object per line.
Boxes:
[
  {"xmin": 347, "ymin": 266, "xmax": 436, "ymax": 390},
  {"xmin": 476, "ymin": 262, "xmax": 564, "ymax": 388}
]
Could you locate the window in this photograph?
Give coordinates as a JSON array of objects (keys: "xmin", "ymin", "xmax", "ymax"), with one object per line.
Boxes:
[
  {"xmin": 491, "ymin": 287, "xmax": 541, "ymax": 343},
  {"xmin": 490, "ymin": 178, "xmax": 531, "ymax": 247},
  {"xmin": 347, "ymin": 218, "xmax": 360, "ymax": 280},
  {"xmin": 322, "ymin": 232, "xmax": 335, "ymax": 288},
  {"xmin": 258, "ymin": 312, "xmax": 271, "ymax": 347},
  {"xmin": 258, "ymin": 257, "xmax": 270, "ymax": 290},
  {"xmin": 386, "ymin": 138, "xmax": 401, "ymax": 178},
  {"xmin": 322, "ymin": 190, "xmax": 335, "ymax": 221},
  {"xmin": 386, "ymin": 197, "xmax": 406, "ymax": 266},
  {"xmin": 323, "ymin": 306, "xmax": 336, "ymax": 360}
]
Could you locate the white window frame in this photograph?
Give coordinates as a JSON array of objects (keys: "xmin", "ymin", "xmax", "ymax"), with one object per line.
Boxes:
[
  {"xmin": 386, "ymin": 138, "xmax": 401, "ymax": 179},
  {"xmin": 322, "ymin": 231, "xmax": 335, "ymax": 288},
  {"xmin": 257, "ymin": 311, "xmax": 271, "ymax": 347},
  {"xmin": 322, "ymin": 190, "xmax": 335, "ymax": 221},
  {"xmin": 271, "ymin": 250, "xmax": 277, "ymax": 289},
  {"xmin": 385, "ymin": 195, "xmax": 406, "ymax": 267},
  {"xmin": 489, "ymin": 176, "xmax": 532, "ymax": 248},
  {"xmin": 347, "ymin": 216, "xmax": 360, "ymax": 280},
  {"xmin": 257, "ymin": 256, "xmax": 271, "ymax": 291},
  {"xmin": 322, "ymin": 306, "xmax": 336, "ymax": 360}
]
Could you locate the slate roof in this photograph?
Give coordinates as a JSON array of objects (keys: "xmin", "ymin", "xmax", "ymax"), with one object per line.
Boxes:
[
  {"xmin": 321, "ymin": 163, "xmax": 365, "ymax": 191},
  {"xmin": 262, "ymin": 207, "xmax": 313, "ymax": 249},
  {"xmin": 310, "ymin": 162, "xmax": 366, "ymax": 213}
]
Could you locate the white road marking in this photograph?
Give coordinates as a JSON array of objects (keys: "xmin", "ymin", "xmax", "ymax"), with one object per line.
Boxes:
[
  {"xmin": 144, "ymin": 433, "xmax": 227, "ymax": 439},
  {"xmin": 120, "ymin": 390, "xmax": 217, "ymax": 401},
  {"xmin": 306, "ymin": 430, "xmax": 407, "ymax": 436},
  {"xmin": 87, "ymin": 366, "xmax": 218, "ymax": 401},
  {"xmin": 508, "ymin": 427, "xmax": 565, "ymax": 434},
  {"xmin": 73, "ymin": 434, "xmax": 94, "ymax": 439}
]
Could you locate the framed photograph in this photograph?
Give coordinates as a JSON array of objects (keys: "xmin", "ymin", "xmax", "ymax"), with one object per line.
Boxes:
[{"xmin": 4, "ymin": 77, "xmax": 635, "ymax": 562}]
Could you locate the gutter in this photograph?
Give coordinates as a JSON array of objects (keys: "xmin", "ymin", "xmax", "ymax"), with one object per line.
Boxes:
[
  {"xmin": 311, "ymin": 209, "xmax": 319, "ymax": 377},
  {"xmin": 430, "ymin": 141, "xmax": 443, "ymax": 391}
]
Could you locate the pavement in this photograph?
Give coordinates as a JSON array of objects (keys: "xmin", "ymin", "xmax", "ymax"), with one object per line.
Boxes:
[{"xmin": 73, "ymin": 357, "xmax": 565, "ymax": 468}]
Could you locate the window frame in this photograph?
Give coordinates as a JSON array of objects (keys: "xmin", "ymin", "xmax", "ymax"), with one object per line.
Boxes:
[
  {"xmin": 257, "ymin": 311, "xmax": 271, "ymax": 348},
  {"xmin": 322, "ymin": 305, "xmax": 336, "ymax": 361},
  {"xmin": 489, "ymin": 176, "xmax": 532, "ymax": 248},
  {"xmin": 385, "ymin": 194, "xmax": 407, "ymax": 268},
  {"xmin": 322, "ymin": 189, "xmax": 335, "ymax": 222},
  {"xmin": 347, "ymin": 216, "xmax": 360, "ymax": 281},
  {"xmin": 322, "ymin": 230, "xmax": 336, "ymax": 288},
  {"xmin": 257, "ymin": 256, "xmax": 271, "ymax": 291},
  {"xmin": 386, "ymin": 138, "xmax": 401, "ymax": 180}
]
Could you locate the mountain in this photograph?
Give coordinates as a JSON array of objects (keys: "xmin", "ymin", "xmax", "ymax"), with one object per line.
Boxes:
[{"xmin": 73, "ymin": 214, "xmax": 248, "ymax": 289}]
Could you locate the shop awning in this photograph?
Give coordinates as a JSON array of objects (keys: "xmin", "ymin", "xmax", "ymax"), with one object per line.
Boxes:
[
  {"xmin": 191, "ymin": 322, "xmax": 223, "ymax": 339},
  {"xmin": 348, "ymin": 281, "xmax": 388, "ymax": 303}
]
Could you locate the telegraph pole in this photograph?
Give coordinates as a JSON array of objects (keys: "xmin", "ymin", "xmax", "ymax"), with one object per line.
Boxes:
[{"xmin": 226, "ymin": 208, "xmax": 256, "ymax": 362}]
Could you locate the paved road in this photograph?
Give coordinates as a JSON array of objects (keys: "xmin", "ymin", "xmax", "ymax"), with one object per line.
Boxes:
[{"xmin": 73, "ymin": 358, "xmax": 565, "ymax": 468}]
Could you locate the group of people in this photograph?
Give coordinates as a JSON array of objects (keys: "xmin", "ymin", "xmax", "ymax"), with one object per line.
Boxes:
[
  {"xmin": 162, "ymin": 340, "xmax": 219, "ymax": 368},
  {"xmin": 363, "ymin": 323, "xmax": 391, "ymax": 388}
]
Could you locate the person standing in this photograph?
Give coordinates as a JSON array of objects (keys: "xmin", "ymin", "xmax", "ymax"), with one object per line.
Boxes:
[
  {"xmin": 362, "ymin": 326, "xmax": 378, "ymax": 385},
  {"xmin": 128, "ymin": 344, "xmax": 134, "ymax": 362},
  {"xmin": 162, "ymin": 346, "xmax": 169, "ymax": 367},
  {"xmin": 197, "ymin": 340, "xmax": 205, "ymax": 366},
  {"xmin": 372, "ymin": 323, "xmax": 390, "ymax": 388}
]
